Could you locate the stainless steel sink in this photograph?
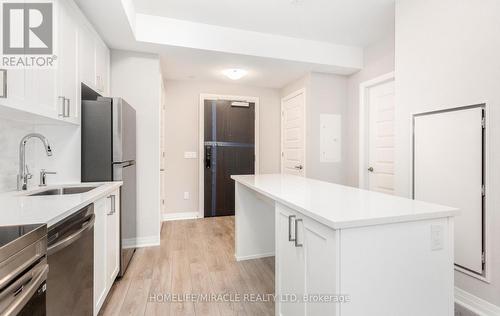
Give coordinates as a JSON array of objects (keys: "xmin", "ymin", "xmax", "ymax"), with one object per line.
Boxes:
[{"xmin": 28, "ymin": 186, "xmax": 99, "ymax": 196}]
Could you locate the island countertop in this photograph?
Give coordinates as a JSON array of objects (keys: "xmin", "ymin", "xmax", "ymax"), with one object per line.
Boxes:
[
  {"xmin": 0, "ymin": 182, "xmax": 122, "ymax": 227},
  {"xmin": 231, "ymin": 174, "xmax": 458, "ymax": 229}
]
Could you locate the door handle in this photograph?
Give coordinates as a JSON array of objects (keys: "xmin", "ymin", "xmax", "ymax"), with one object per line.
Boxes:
[
  {"xmin": 294, "ymin": 165, "xmax": 303, "ymax": 170},
  {"xmin": 295, "ymin": 218, "xmax": 303, "ymax": 247},
  {"xmin": 288, "ymin": 215, "xmax": 296, "ymax": 241},
  {"xmin": 205, "ymin": 145, "xmax": 212, "ymax": 169},
  {"xmin": 367, "ymin": 167, "xmax": 374, "ymax": 172}
]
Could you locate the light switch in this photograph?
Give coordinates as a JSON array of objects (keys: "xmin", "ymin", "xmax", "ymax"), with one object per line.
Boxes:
[
  {"xmin": 183, "ymin": 192, "xmax": 190, "ymax": 200},
  {"xmin": 184, "ymin": 152, "xmax": 197, "ymax": 159},
  {"xmin": 431, "ymin": 225, "xmax": 444, "ymax": 251}
]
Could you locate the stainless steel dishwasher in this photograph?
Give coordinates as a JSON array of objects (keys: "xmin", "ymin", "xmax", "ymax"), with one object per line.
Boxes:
[{"xmin": 47, "ymin": 204, "xmax": 94, "ymax": 316}]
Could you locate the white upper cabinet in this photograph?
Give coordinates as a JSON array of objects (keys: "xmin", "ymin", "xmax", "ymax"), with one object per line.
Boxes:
[
  {"xmin": 0, "ymin": 0, "xmax": 110, "ymax": 125},
  {"xmin": 95, "ymin": 40, "xmax": 110, "ymax": 95},
  {"xmin": 79, "ymin": 24, "xmax": 110, "ymax": 96},
  {"xmin": 78, "ymin": 25, "xmax": 96, "ymax": 91},
  {"xmin": 0, "ymin": 69, "xmax": 25, "ymax": 110},
  {"xmin": 57, "ymin": 0, "xmax": 80, "ymax": 123}
]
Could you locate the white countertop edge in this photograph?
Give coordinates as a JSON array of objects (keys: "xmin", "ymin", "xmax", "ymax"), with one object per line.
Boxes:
[
  {"xmin": 44, "ymin": 182, "xmax": 123, "ymax": 227},
  {"xmin": 0, "ymin": 182, "xmax": 123, "ymax": 227},
  {"xmin": 232, "ymin": 175, "xmax": 458, "ymax": 230}
]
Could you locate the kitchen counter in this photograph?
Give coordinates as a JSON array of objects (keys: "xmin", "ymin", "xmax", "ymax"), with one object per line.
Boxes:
[
  {"xmin": 232, "ymin": 174, "xmax": 458, "ymax": 315},
  {"xmin": 231, "ymin": 174, "xmax": 458, "ymax": 229},
  {"xmin": 0, "ymin": 182, "xmax": 122, "ymax": 227}
]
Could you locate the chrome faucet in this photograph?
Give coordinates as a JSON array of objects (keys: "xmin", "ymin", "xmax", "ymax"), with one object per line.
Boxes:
[{"xmin": 18, "ymin": 133, "xmax": 53, "ymax": 191}]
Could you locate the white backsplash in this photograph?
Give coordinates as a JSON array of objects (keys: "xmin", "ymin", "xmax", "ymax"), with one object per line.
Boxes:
[{"xmin": 0, "ymin": 118, "xmax": 81, "ymax": 192}]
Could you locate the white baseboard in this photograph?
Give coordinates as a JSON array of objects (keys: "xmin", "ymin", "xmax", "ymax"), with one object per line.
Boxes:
[
  {"xmin": 235, "ymin": 252, "xmax": 275, "ymax": 261},
  {"xmin": 455, "ymin": 287, "xmax": 500, "ymax": 316},
  {"xmin": 122, "ymin": 235, "xmax": 160, "ymax": 248},
  {"xmin": 162, "ymin": 212, "xmax": 199, "ymax": 221}
]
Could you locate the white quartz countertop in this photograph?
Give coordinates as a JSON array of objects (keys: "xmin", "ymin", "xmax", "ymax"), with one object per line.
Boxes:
[
  {"xmin": 231, "ymin": 174, "xmax": 458, "ymax": 229},
  {"xmin": 0, "ymin": 182, "xmax": 122, "ymax": 227}
]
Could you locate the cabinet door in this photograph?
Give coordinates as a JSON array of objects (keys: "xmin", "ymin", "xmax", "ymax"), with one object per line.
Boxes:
[
  {"xmin": 78, "ymin": 26, "xmax": 96, "ymax": 89},
  {"xmin": 24, "ymin": 68, "xmax": 58, "ymax": 118},
  {"xmin": 93, "ymin": 197, "xmax": 107, "ymax": 315},
  {"xmin": 276, "ymin": 204, "xmax": 305, "ymax": 316},
  {"xmin": 95, "ymin": 40, "xmax": 109, "ymax": 95},
  {"xmin": 0, "ymin": 69, "xmax": 25, "ymax": 109},
  {"xmin": 106, "ymin": 190, "xmax": 120, "ymax": 286},
  {"xmin": 57, "ymin": 0, "xmax": 79, "ymax": 121},
  {"xmin": 302, "ymin": 216, "xmax": 337, "ymax": 315}
]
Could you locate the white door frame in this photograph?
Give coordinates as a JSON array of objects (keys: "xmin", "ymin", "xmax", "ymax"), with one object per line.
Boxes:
[
  {"xmin": 358, "ymin": 72, "xmax": 395, "ymax": 189},
  {"xmin": 281, "ymin": 88, "xmax": 307, "ymax": 175},
  {"xmin": 198, "ymin": 94, "xmax": 260, "ymax": 218}
]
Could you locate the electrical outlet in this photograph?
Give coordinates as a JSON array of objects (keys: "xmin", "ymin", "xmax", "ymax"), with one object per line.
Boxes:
[
  {"xmin": 431, "ymin": 225, "xmax": 444, "ymax": 251},
  {"xmin": 183, "ymin": 192, "xmax": 190, "ymax": 200}
]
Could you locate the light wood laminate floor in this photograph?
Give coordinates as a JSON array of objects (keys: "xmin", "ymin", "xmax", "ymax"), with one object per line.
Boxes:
[{"xmin": 100, "ymin": 216, "xmax": 275, "ymax": 316}]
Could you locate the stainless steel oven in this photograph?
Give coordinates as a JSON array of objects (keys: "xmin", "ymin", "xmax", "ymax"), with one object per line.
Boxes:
[
  {"xmin": 47, "ymin": 204, "xmax": 94, "ymax": 315},
  {"xmin": 0, "ymin": 224, "xmax": 48, "ymax": 316}
]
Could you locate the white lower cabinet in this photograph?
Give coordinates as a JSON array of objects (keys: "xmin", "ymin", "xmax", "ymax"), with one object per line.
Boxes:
[
  {"xmin": 276, "ymin": 203, "xmax": 337, "ymax": 316},
  {"xmin": 93, "ymin": 189, "xmax": 121, "ymax": 315},
  {"xmin": 93, "ymin": 197, "xmax": 107, "ymax": 315}
]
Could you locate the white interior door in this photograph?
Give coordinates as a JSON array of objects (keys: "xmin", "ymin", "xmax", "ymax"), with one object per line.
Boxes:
[
  {"xmin": 367, "ymin": 80, "xmax": 395, "ymax": 194},
  {"xmin": 282, "ymin": 91, "xmax": 305, "ymax": 176},
  {"xmin": 414, "ymin": 106, "xmax": 484, "ymax": 274}
]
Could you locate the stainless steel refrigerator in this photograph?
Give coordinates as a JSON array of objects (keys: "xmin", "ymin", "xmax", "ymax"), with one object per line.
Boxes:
[{"xmin": 81, "ymin": 97, "xmax": 136, "ymax": 277}]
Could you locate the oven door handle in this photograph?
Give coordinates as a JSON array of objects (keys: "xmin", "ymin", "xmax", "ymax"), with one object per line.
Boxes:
[
  {"xmin": 47, "ymin": 214, "xmax": 95, "ymax": 256},
  {"xmin": 1, "ymin": 262, "xmax": 49, "ymax": 316}
]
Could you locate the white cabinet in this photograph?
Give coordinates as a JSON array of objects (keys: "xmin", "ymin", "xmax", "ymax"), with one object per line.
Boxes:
[
  {"xmin": 0, "ymin": 69, "xmax": 25, "ymax": 109},
  {"xmin": 105, "ymin": 190, "xmax": 120, "ymax": 286},
  {"xmin": 78, "ymin": 25, "xmax": 96, "ymax": 90},
  {"xmin": 95, "ymin": 40, "xmax": 110, "ymax": 95},
  {"xmin": 93, "ymin": 188, "xmax": 121, "ymax": 315},
  {"xmin": 0, "ymin": 0, "xmax": 113, "ymax": 125},
  {"xmin": 276, "ymin": 203, "xmax": 337, "ymax": 316},
  {"xmin": 57, "ymin": 0, "xmax": 80, "ymax": 122},
  {"xmin": 93, "ymin": 197, "xmax": 107, "ymax": 315},
  {"xmin": 79, "ymin": 26, "xmax": 110, "ymax": 96}
]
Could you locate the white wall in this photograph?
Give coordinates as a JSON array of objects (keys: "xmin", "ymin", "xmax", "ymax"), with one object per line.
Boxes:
[
  {"xmin": 281, "ymin": 72, "xmax": 349, "ymax": 184},
  {"xmin": 395, "ymin": 0, "xmax": 500, "ymax": 308},
  {"xmin": 0, "ymin": 118, "xmax": 80, "ymax": 193},
  {"xmin": 111, "ymin": 50, "xmax": 161, "ymax": 245},
  {"xmin": 163, "ymin": 79, "xmax": 281, "ymax": 215},
  {"xmin": 346, "ymin": 35, "xmax": 395, "ymax": 187}
]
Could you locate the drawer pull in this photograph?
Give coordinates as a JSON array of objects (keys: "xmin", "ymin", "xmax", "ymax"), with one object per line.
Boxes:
[
  {"xmin": 288, "ymin": 215, "xmax": 296, "ymax": 242},
  {"xmin": 295, "ymin": 219, "xmax": 303, "ymax": 247}
]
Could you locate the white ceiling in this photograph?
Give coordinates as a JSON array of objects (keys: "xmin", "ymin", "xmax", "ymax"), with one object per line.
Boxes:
[
  {"xmin": 159, "ymin": 46, "xmax": 353, "ymax": 89},
  {"xmin": 134, "ymin": 0, "xmax": 395, "ymax": 47},
  {"xmin": 75, "ymin": 0, "xmax": 395, "ymax": 89}
]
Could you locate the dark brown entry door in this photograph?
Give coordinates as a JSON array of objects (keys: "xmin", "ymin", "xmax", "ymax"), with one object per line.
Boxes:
[{"xmin": 204, "ymin": 100, "xmax": 255, "ymax": 217}]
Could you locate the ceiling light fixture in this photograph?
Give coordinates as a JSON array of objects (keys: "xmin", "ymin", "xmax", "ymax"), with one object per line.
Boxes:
[{"xmin": 222, "ymin": 68, "xmax": 248, "ymax": 80}]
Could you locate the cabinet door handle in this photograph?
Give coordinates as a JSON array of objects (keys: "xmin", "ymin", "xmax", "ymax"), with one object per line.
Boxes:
[
  {"xmin": 288, "ymin": 215, "xmax": 296, "ymax": 242},
  {"xmin": 107, "ymin": 195, "xmax": 116, "ymax": 215},
  {"xmin": 64, "ymin": 98, "xmax": 70, "ymax": 117},
  {"xmin": 58, "ymin": 96, "xmax": 65, "ymax": 117},
  {"xmin": 295, "ymin": 219, "xmax": 303, "ymax": 247}
]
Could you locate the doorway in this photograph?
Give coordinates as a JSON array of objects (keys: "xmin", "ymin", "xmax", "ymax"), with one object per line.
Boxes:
[
  {"xmin": 359, "ymin": 73, "xmax": 395, "ymax": 193},
  {"xmin": 199, "ymin": 95, "xmax": 259, "ymax": 218}
]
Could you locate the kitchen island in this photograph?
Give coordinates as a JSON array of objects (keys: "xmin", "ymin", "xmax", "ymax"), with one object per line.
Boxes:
[{"xmin": 232, "ymin": 174, "xmax": 458, "ymax": 316}]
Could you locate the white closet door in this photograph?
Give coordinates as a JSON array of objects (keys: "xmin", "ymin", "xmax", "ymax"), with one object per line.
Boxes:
[
  {"xmin": 414, "ymin": 107, "xmax": 483, "ymax": 274},
  {"xmin": 282, "ymin": 91, "xmax": 305, "ymax": 176},
  {"xmin": 368, "ymin": 80, "xmax": 395, "ymax": 194}
]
